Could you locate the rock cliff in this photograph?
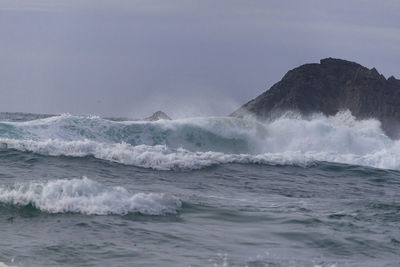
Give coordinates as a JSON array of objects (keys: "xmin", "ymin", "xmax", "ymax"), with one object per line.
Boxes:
[{"xmin": 232, "ymin": 58, "xmax": 400, "ymax": 138}]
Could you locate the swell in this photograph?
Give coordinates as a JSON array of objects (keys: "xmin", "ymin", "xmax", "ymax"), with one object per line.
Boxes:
[{"xmin": 1, "ymin": 111, "xmax": 400, "ymax": 171}]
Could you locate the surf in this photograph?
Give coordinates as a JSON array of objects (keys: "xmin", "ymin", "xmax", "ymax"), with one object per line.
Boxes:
[
  {"xmin": 0, "ymin": 111, "xmax": 399, "ymax": 171},
  {"xmin": 0, "ymin": 177, "xmax": 181, "ymax": 215}
]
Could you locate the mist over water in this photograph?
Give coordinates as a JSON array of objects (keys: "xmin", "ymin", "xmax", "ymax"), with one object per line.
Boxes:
[{"xmin": 0, "ymin": 112, "xmax": 399, "ymax": 267}]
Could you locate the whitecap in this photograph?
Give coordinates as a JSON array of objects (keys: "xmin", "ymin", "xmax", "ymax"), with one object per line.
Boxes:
[
  {"xmin": 1, "ymin": 111, "xmax": 400, "ymax": 171},
  {"xmin": 0, "ymin": 177, "xmax": 181, "ymax": 215}
]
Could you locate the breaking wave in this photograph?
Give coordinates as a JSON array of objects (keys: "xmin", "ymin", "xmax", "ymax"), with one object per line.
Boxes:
[
  {"xmin": 0, "ymin": 177, "xmax": 181, "ymax": 215},
  {"xmin": 0, "ymin": 111, "xmax": 400, "ymax": 170}
]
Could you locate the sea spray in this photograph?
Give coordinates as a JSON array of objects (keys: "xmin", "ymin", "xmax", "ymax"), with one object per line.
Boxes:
[
  {"xmin": 1, "ymin": 113, "xmax": 400, "ymax": 267},
  {"xmin": 0, "ymin": 111, "xmax": 399, "ymax": 170}
]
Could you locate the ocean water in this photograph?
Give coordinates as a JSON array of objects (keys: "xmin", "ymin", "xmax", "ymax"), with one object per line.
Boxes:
[{"xmin": 0, "ymin": 111, "xmax": 399, "ymax": 267}]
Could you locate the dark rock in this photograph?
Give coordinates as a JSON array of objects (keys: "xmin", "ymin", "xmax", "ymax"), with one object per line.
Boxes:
[
  {"xmin": 388, "ymin": 76, "xmax": 397, "ymax": 83},
  {"xmin": 231, "ymin": 58, "xmax": 400, "ymax": 138},
  {"xmin": 144, "ymin": 111, "xmax": 171, "ymax": 121}
]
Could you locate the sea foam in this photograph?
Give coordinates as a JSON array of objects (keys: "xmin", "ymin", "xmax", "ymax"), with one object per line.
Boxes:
[
  {"xmin": 1, "ymin": 111, "xmax": 400, "ymax": 170},
  {"xmin": 0, "ymin": 177, "xmax": 181, "ymax": 215}
]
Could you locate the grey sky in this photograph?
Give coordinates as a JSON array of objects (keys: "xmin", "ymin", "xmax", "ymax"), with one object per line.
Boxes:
[{"xmin": 1, "ymin": 0, "xmax": 399, "ymax": 118}]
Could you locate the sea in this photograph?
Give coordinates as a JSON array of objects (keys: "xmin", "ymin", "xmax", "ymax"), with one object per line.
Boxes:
[{"xmin": 0, "ymin": 111, "xmax": 399, "ymax": 267}]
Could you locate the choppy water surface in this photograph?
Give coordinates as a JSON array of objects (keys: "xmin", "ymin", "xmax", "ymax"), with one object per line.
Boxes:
[{"xmin": 0, "ymin": 112, "xmax": 399, "ymax": 266}]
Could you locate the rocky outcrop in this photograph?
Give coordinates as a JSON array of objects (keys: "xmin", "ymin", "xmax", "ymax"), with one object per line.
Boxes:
[
  {"xmin": 232, "ymin": 58, "xmax": 400, "ymax": 138},
  {"xmin": 144, "ymin": 111, "xmax": 171, "ymax": 121}
]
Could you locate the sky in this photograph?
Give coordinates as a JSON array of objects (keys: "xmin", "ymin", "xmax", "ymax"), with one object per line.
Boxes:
[{"xmin": 1, "ymin": 0, "xmax": 399, "ymax": 118}]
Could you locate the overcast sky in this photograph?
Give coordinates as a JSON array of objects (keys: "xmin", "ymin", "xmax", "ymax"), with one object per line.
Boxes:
[{"xmin": 1, "ymin": 0, "xmax": 399, "ymax": 118}]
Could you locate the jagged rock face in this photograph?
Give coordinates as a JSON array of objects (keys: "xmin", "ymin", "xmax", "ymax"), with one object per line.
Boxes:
[
  {"xmin": 232, "ymin": 58, "xmax": 400, "ymax": 138},
  {"xmin": 144, "ymin": 111, "xmax": 172, "ymax": 121}
]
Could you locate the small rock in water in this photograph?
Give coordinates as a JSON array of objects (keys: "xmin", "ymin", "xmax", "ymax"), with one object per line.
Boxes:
[{"xmin": 144, "ymin": 111, "xmax": 172, "ymax": 121}]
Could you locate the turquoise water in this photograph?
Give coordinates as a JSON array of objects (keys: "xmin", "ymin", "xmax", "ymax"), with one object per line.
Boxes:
[{"xmin": 0, "ymin": 112, "xmax": 399, "ymax": 266}]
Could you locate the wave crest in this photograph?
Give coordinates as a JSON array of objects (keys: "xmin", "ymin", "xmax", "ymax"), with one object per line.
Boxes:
[
  {"xmin": 0, "ymin": 177, "xmax": 181, "ymax": 215},
  {"xmin": 0, "ymin": 114, "xmax": 264, "ymax": 153},
  {"xmin": 1, "ymin": 111, "xmax": 400, "ymax": 170}
]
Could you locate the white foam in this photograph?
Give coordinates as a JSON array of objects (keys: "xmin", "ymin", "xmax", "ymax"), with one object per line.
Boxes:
[
  {"xmin": 0, "ymin": 177, "xmax": 181, "ymax": 215},
  {"xmin": 0, "ymin": 138, "xmax": 312, "ymax": 170},
  {"xmin": 1, "ymin": 111, "xmax": 400, "ymax": 170}
]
